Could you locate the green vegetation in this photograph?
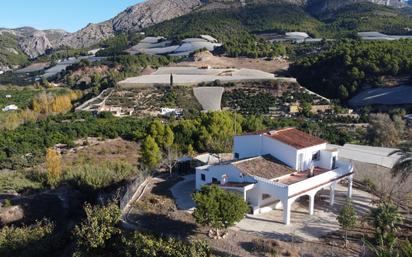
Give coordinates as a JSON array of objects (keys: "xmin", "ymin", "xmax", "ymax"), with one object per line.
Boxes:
[
  {"xmin": 0, "ymin": 86, "xmax": 42, "ymax": 109},
  {"xmin": 319, "ymin": 3, "xmax": 412, "ymax": 37},
  {"xmin": 0, "ymin": 202, "xmax": 211, "ymax": 257},
  {"xmin": 37, "ymin": 47, "xmax": 88, "ymax": 63},
  {"xmin": 337, "ymin": 200, "xmax": 357, "ymax": 248},
  {"xmin": 145, "ymin": 3, "xmax": 311, "ymax": 58},
  {"xmin": 193, "ymin": 184, "xmax": 249, "ymax": 238},
  {"xmin": 0, "ymin": 112, "xmax": 149, "ymax": 169},
  {"xmin": 73, "ymin": 202, "xmax": 121, "ymax": 254},
  {"xmin": 290, "ymin": 39, "xmax": 412, "ymax": 100},
  {"xmin": 144, "ymin": 2, "xmax": 412, "ymax": 58},
  {"xmin": 72, "ymin": 202, "xmax": 211, "ymax": 257},
  {"xmin": 366, "ymin": 113, "xmax": 406, "ymax": 147},
  {"xmin": 65, "ymin": 160, "xmax": 136, "ymax": 191},
  {"xmin": 0, "ymin": 32, "xmax": 28, "ymax": 68},
  {"xmin": 366, "ymin": 200, "xmax": 405, "ymax": 257},
  {"xmin": 223, "ymin": 89, "xmax": 277, "ymax": 115},
  {"xmin": 0, "ymin": 220, "xmax": 60, "ymax": 257},
  {"xmin": 0, "ymin": 171, "xmax": 43, "ymax": 193},
  {"xmin": 95, "ymin": 33, "xmax": 144, "ymax": 57}
]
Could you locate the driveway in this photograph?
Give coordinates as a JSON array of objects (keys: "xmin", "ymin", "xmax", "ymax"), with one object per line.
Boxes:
[
  {"xmin": 170, "ymin": 175, "xmax": 196, "ymax": 211},
  {"xmin": 233, "ymin": 184, "xmax": 374, "ymax": 241}
]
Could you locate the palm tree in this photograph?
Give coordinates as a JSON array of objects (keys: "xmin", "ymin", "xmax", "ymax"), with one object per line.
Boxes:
[{"xmin": 389, "ymin": 144, "xmax": 412, "ymax": 183}]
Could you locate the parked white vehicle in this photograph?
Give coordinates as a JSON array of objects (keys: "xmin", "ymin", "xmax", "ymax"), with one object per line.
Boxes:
[{"xmin": 2, "ymin": 104, "xmax": 19, "ymax": 112}]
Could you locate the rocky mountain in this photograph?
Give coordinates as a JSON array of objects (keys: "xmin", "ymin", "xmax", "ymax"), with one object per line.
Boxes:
[{"xmin": 0, "ymin": 0, "xmax": 409, "ymax": 66}]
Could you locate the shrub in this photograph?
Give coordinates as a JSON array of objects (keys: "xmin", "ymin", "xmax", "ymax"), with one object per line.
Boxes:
[
  {"xmin": 0, "ymin": 220, "xmax": 58, "ymax": 257},
  {"xmin": 0, "ymin": 171, "xmax": 43, "ymax": 194},
  {"xmin": 64, "ymin": 161, "xmax": 136, "ymax": 191},
  {"xmin": 192, "ymin": 184, "xmax": 249, "ymax": 238}
]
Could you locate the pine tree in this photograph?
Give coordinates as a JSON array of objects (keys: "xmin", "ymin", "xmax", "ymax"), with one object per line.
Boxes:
[
  {"xmin": 192, "ymin": 185, "xmax": 249, "ymax": 239},
  {"xmin": 140, "ymin": 135, "xmax": 161, "ymax": 170},
  {"xmin": 337, "ymin": 200, "xmax": 357, "ymax": 248}
]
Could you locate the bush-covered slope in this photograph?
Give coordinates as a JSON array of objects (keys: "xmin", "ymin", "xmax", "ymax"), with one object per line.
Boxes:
[
  {"xmin": 146, "ymin": 2, "xmax": 412, "ymax": 40},
  {"xmin": 0, "ymin": 33, "xmax": 29, "ymax": 68},
  {"xmin": 145, "ymin": 3, "xmax": 321, "ymax": 57},
  {"xmin": 290, "ymin": 39, "xmax": 412, "ymax": 100},
  {"xmin": 319, "ymin": 3, "xmax": 412, "ymax": 37}
]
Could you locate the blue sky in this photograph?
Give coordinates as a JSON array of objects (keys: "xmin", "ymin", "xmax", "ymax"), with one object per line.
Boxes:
[{"xmin": 0, "ymin": 0, "xmax": 142, "ymax": 32}]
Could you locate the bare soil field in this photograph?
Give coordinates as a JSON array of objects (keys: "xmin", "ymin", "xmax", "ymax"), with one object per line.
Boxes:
[
  {"xmin": 177, "ymin": 51, "xmax": 290, "ymax": 74},
  {"xmin": 60, "ymin": 138, "xmax": 140, "ymax": 169}
]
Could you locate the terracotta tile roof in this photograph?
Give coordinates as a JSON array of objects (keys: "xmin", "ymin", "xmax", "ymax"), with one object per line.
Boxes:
[
  {"xmin": 233, "ymin": 155, "xmax": 295, "ymax": 180},
  {"xmin": 264, "ymin": 128, "xmax": 327, "ymax": 149}
]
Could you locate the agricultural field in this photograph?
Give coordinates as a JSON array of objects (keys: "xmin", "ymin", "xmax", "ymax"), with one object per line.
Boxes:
[
  {"xmin": 0, "ymin": 86, "xmax": 42, "ymax": 109},
  {"xmin": 222, "ymin": 80, "xmax": 328, "ymax": 115},
  {"xmin": 104, "ymin": 86, "xmax": 202, "ymax": 117}
]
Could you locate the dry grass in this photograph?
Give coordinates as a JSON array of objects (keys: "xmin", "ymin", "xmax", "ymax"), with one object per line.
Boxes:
[{"xmin": 61, "ymin": 138, "xmax": 140, "ymax": 170}]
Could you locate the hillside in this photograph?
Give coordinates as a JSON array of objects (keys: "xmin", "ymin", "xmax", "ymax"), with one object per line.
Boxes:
[
  {"xmin": 0, "ymin": 0, "xmax": 411, "ymax": 71},
  {"xmin": 0, "ymin": 32, "xmax": 29, "ymax": 70},
  {"xmin": 145, "ymin": 2, "xmax": 412, "ymax": 42}
]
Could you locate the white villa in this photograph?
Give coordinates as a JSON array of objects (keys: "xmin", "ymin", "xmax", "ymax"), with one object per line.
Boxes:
[{"xmin": 195, "ymin": 128, "xmax": 354, "ymax": 225}]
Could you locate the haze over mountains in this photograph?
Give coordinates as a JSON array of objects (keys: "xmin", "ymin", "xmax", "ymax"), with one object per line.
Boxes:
[{"xmin": 0, "ymin": 0, "xmax": 409, "ymax": 64}]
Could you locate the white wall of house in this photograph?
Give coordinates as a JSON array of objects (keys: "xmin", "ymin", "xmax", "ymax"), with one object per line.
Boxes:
[
  {"xmin": 233, "ymin": 135, "xmax": 262, "ymax": 159},
  {"xmin": 319, "ymin": 149, "xmax": 338, "ymax": 170},
  {"xmin": 296, "ymin": 143, "xmax": 327, "ymax": 171},
  {"xmin": 261, "ymin": 136, "xmax": 298, "ymax": 169},
  {"xmin": 195, "ymin": 164, "xmax": 253, "ymax": 190},
  {"xmin": 233, "ymin": 134, "xmax": 331, "ymax": 171}
]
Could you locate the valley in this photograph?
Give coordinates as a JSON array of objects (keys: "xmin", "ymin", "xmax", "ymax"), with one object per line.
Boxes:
[{"xmin": 0, "ymin": 0, "xmax": 412, "ymax": 257}]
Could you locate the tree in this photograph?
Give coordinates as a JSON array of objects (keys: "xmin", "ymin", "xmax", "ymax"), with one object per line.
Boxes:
[
  {"xmin": 389, "ymin": 145, "xmax": 412, "ymax": 183},
  {"xmin": 73, "ymin": 202, "xmax": 121, "ymax": 255},
  {"xmin": 164, "ymin": 145, "xmax": 179, "ymax": 174},
  {"xmin": 367, "ymin": 113, "xmax": 402, "ymax": 147},
  {"xmin": 337, "ymin": 200, "xmax": 357, "ymax": 248},
  {"xmin": 187, "ymin": 144, "xmax": 195, "ymax": 157},
  {"xmin": 46, "ymin": 148, "xmax": 61, "ymax": 188},
  {"xmin": 140, "ymin": 135, "xmax": 161, "ymax": 170},
  {"xmin": 371, "ymin": 200, "xmax": 403, "ymax": 254},
  {"xmin": 192, "ymin": 185, "xmax": 249, "ymax": 238},
  {"xmin": 300, "ymin": 102, "xmax": 313, "ymax": 117}
]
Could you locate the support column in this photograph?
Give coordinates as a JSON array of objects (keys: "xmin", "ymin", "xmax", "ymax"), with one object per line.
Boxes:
[
  {"xmin": 309, "ymin": 194, "xmax": 315, "ymax": 215},
  {"xmin": 330, "ymin": 184, "xmax": 335, "ymax": 206},
  {"xmin": 347, "ymin": 176, "xmax": 353, "ymax": 199},
  {"xmin": 283, "ymin": 200, "xmax": 291, "ymax": 225},
  {"xmin": 257, "ymin": 193, "xmax": 262, "ymax": 214},
  {"xmin": 243, "ymin": 189, "xmax": 247, "ymax": 201}
]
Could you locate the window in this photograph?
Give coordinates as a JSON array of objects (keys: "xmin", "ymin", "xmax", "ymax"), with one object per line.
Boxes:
[
  {"xmin": 201, "ymin": 174, "xmax": 206, "ymax": 181},
  {"xmin": 262, "ymin": 194, "xmax": 271, "ymax": 200},
  {"xmin": 312, "ymin": 152, "xmax": 320, "ymax": 161},
  {"xmin": 234, "ymin": 152, "xmax": 240, "ymax": 159},
  {"xmin": 212, "ymin": 177, "xmax": 218, "ymax": 184}
]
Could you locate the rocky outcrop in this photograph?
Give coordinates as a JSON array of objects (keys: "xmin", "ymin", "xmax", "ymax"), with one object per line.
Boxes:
[
  {"xmin": 60, "ymin": 21, "xmax": 114, "ymax": 49},
  {"xmin": 112, "ymin": 0, "xmax": 203, "ymax": 32}
]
